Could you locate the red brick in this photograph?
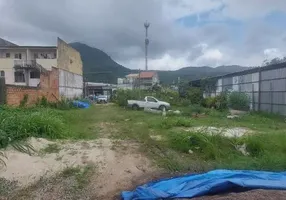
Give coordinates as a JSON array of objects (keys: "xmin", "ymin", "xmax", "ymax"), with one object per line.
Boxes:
[{"xmin": 6, "ymin": 67, "xmax": 60, "ymax": 106}]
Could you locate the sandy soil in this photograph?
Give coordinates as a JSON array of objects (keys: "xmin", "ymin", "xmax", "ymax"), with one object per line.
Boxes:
[
  {"xmin": 0, "ymin": 137, "xmax": 286, "ymax": 200},
  {"xmin": 0, "ymin": 137, "xmax": 159, "ymax": 200}
]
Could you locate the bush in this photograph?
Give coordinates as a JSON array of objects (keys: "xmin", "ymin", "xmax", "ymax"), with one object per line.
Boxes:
[
  {"xmin": 36, "ymin": 96, "xmax": 76, "ymax": 110},
  {"xmin": 0, "ymin": 107, "xmax": 67, "ymax": 148},
  {"xmin": 215, "ymin": 92, "xmax": 228, "ymax": 110},
  {"xmin": 186, "ymin": 87, "xmax": 203, "ymax": 105},
  {"xmin": 204, "ymin": 97, "xmax": 217, "ymax": 108},
  {"xmin": 182, "ymin": 104, "xmax": 208, "ymax": 116},
  {"xmin": 168, "ymin": 131, "xmax": 237, "ymax": 160},
  {"xmin": 228, "ymin": 91, "xmax": 250, "ymax": 111},
  {"xmin": 160, "ymin": 117, "xmax": 191, "ymax": 129}
]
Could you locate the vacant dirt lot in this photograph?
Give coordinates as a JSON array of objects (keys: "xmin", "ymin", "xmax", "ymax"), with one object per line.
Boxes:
[{"xmin": 1, "ymin": 105, "xmax": 286, "ymax": 199}]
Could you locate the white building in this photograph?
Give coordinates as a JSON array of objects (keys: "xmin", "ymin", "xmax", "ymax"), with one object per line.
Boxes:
[{"xmin": 0, "ymin": 37, "xmax": 83, "ymax": 98}]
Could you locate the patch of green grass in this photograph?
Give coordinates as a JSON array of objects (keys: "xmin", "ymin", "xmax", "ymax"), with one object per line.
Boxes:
[
  {"xmin": 61, "ymin": 164, "xmax": 96, "ymax": 189},
  {"xmin": 0, "ymin": 107, "xmax": 68, "ymax": 148},
  {"xmin": 82, "ymin": 105, "xmax": 286, "ymax": 172},
  {"xmin": 41, "ymin": 144, "xmax": 61, "ymax": 154}
]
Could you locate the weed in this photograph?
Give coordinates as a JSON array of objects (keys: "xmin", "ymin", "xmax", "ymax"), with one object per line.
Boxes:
[
  {"xmin": 61, "ymin": 164, "xmax": 95, "ymax": 189},
  {"xmin": 0, "ymin": 107, "xmax": 67, "ymax": 148},
  {"xmin": 228, "ymin": 91, "xmax": 250, "ymax": 111},
  {"xmin": 20, "ymin": 94, "xmax": 29, "ymax": 107},
  {"xmin": 41, "ymin": 144, "xmax": 61, "ymax": 154}
]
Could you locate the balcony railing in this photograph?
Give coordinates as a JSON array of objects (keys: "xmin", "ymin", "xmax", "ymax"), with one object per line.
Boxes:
[
  {"xmin": 14, "ymin": 60, "xmax": 36, "ymax": 68},
  {"xmin": 14, "ymin": 59, "xmax": 47, "ymax": 73}
]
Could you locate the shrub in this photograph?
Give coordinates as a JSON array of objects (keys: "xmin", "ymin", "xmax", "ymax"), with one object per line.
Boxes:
[
  {"xmin": 167, "ymin": 131, "xmax": 237, "ymax": 160},
  {"xmin": 204, "ymin": 97, "xmax": 217, "ymax": 108},
  {"xmin": 215, "ymin": 92, "xmax": 228, "ymax": 110},
  {"xmin": 160, "ymin": 117, "xmax": 191, "ymax": 129},
  {"xmin": 0, "ymin": 107, "xmax": 67, "ymax": 148},
  {"xmin": 36, "ymin": 96, "xmax": 76, "ymax": 110},
  {"xmin": 182, "ymin": 104, "xmax": 208, "ymax": 116},
  {"xmin": 186, "ymin": 87, "xmax": 203, "ymax": 105},
  {"xmin": 228, "ymin": 91, "xmax": 250, "ymax": 111}
]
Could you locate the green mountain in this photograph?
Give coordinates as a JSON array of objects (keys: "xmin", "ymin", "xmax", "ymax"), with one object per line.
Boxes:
[
  {"xmin": 70, "ymin": 42, "xmax": 249, "ymax": 84},
  {"xmin": 70, "ymin": 42, "xmax": 131, "ymax": 83}
]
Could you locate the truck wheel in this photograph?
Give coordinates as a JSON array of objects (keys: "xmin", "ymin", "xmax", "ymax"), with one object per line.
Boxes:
[
  {"xmin": 159, "ymin": 105, "xmax": 166, "ymax": 111},
  {"xmin": 132, "ymin": 104, "xmax": 139, "ymax": 110}
]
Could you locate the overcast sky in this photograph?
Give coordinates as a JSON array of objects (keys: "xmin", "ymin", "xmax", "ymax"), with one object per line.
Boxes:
[{"xmin": 0, "ymin": 0, "xmax": 286, "ymax": 70}]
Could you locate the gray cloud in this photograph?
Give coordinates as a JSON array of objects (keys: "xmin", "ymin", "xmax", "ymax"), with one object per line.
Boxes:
[{"xmin": 0, "ymin": 0, "xmax": 286, "ymax": 69}]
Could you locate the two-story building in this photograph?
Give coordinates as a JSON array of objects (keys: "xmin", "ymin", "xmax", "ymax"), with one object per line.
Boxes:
[
  {"xmin": 0, "ymin": 37, "xmax": 83, "ymax": 104},
  {"xmin": 139, "ymin": 71, "xmax": 159, "ymax": 89}
]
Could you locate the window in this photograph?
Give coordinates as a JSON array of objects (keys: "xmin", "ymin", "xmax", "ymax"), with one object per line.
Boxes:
[
  {"xmin": 34, "ymin": 53, "xmax": 38, "ymax": 59},
  {"xmin": 0, "ymin": 71, "xmax": 4, "ymax": 77},
  {"xmin": 147, "ymin": 97, "xmax": 157, "ymax": 102},
  {"xmin": 70, "ymin": 59, "xmax": 73, "ymax": 64},
  {"xmin": 30, "ymin": 71, "xmax": 40, "ymax": 79},
  {"xmin": 14, "ymin": 71, "xmax": 25, "ymax": 82},
  {"xmin": 14, "ymin": 53, "xmax": 22, "ymax": 59},
  {"xmin": 5, "ymin": 53, "xmax": 10, "ymax": 58}
]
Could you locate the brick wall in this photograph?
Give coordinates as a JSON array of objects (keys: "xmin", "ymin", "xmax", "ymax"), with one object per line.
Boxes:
[{"xmin": 6, "ymin": 67, "xmax": 59, "ymax": 106}]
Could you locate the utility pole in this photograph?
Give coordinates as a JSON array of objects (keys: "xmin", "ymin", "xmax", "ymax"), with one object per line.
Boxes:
[{"xmin": 144, "ymin": 21, "xmax": 150, "ymax": 71}]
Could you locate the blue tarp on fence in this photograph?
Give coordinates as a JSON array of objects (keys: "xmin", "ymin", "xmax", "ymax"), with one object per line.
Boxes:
[
  {"xmin": 72, "ymin": 101, "xmax": 90, "ymax": 109},
  {"xmin": 121, "ymin": 169, "xmax": 286, "ymax": 200}
]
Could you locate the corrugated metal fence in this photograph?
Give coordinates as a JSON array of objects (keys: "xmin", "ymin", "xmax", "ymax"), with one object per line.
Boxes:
[{"xmin": 206, "ymin": 63, "xmax": 286, "ymax": 115}]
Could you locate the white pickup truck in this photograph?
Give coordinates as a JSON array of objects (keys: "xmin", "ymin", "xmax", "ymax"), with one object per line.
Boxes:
[{"xmin": 128, "ymin": 96, "xmax": 170, "ymax": 110}]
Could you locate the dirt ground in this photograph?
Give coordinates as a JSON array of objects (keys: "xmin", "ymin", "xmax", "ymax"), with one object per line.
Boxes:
[
  {"xmin": 0, "ymin": 137, "xmax": 161, "ymax": 200},
  {"xmin": 0, "ymin": 137, "xmax": 286, "ymax": 200}
]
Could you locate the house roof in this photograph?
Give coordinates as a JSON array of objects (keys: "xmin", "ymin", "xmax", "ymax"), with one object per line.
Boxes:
[
  {"xmin": 126, "ymin": 73, "xmax": 139, "ymax": 78},
  {"xmin": 0, "ymin": 38, "xmax": 18, "ymax": 47},
  {"xmin": 0, "ymin": 46, "xmax": 57, "ymax": 50},
  {"xmin": 139, "ymin": 71, "xmax": 157, "ymax": 78}
]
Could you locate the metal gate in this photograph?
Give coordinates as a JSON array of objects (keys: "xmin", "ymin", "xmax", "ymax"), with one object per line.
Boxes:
[{"xmin": 0, "ymin": 77, "xmax": 6, "ymax": 104}]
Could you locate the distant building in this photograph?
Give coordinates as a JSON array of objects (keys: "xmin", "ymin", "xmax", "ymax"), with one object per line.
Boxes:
[
  {"xmin": 126, "ymin": 73, "xmax": 139, "ymax": 84},
  {"xmin": 139, "ymin": 71, "xmax": 159, "ymax": 89},
  {"xmin": 0, "ymin": 37, "xmax": 83, "ymax": 105}
]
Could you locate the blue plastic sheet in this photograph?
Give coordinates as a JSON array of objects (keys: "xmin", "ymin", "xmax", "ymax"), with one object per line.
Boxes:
[
  {"xmin": 122, "ymin": 170, "xmax": 286, "ymax": 199},
  {"xmin": 72, "ymin": 101, "xmax": 90, "ymax": 109}
]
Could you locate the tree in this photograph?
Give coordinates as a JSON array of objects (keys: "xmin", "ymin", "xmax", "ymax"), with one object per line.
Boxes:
[{"xmin": 263, "ymin": 57, "xmax": 286, "ymax": 66}]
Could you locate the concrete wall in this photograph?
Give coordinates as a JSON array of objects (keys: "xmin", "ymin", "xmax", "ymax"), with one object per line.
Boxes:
[
  {"xmin": 57, "ymin": 38, "xmax": 83, "ymax": 98},
  {"xmin": 6, "ymin": 67, "xmax": 59, "ymax": 106},
  {"xmin": 36, "ymin": 58, "xmax": 57, "ymax": 70},
  {"xmin": 59, "ymin": 69, "xmax": 83, "ymax": 98},
  {"xmin": 57, "ymin": 38, "xmax": 83, "ymax": 75},
  {"xmin": 0, "ymin": 49, "xmax": 27, "ymax": 59}
]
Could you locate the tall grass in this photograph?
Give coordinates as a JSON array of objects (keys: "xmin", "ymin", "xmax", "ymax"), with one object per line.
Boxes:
[{"xmin": 0, "ymin": 106, "xmax": 67, "ymax": 148}]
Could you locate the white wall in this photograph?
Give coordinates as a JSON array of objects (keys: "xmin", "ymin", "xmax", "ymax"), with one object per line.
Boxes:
[
  {"xmin": 36, "ymin": 59, "xmax": 57, "ymax": 70},
  {"xmin": 59, "ymin": 69, "xmax": 83, "ymax": 98}
]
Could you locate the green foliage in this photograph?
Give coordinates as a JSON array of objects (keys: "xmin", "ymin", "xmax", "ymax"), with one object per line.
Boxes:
[
  {"xmin": 61, "ymin": 164, "xmax": 95, "ymax": 189},
  {"xmin": 186, "ymin": 87, "xmax": 203, "ymax": 104},
  {"xmin": 182, "ymin": 104, "xmax": 209, "ymax": 116},
  {"xmin": 228, "ymin": 91, "xmax": 250, "ymax": 111},
  {"xmin": 215, "ymin": 92, "xmax": 228, "ymax": 110},
  {"xmin": 167, "ymin": 131, "xmax": 237, "ymax": 160},
  {"xmin": 114, "ymin": 88, "xmax": 188, "ymax": 107},
  {"xmin": 36, "ymin": 96, "xmax": 76, "ymax": 110},
  {"xmin": 159, "ymin": 117, "xmax": 191, "ymax": 129},
  {"xmin": 0, "ymin": 107, "xmax": 68, "ymax": 148},
  {"xmin": 204, "ymin": 97, "xmax": 217, "ymax": 108},
  {"xmin": 20, "ymin": 94, "xmax": 29, "ymax": 107},
  {"xmin": 41, "ymin": 143, "xmax": 61, "ymax": 154}
]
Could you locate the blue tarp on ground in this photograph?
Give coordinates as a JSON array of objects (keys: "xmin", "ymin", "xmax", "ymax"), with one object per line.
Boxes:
[
  {"xmin": 72, "ymin": 101, "xmax": 90, "ymax": 109},
  {"xmin": 121, "ymin": 169, "xmax": 286, "ymax": 200}
]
